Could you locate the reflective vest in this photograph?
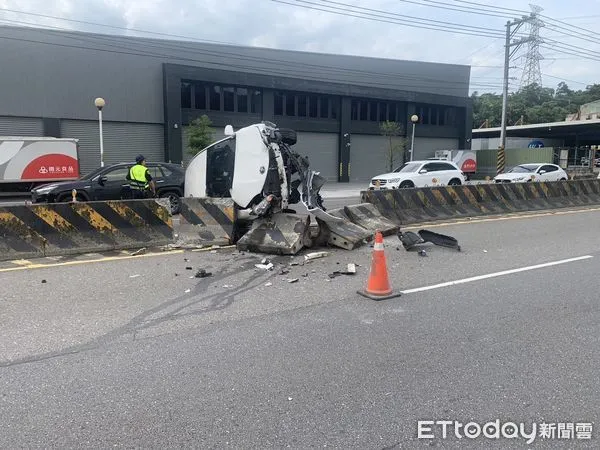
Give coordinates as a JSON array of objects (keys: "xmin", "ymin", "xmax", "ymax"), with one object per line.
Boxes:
[{"xmin": 129, "ymin": 164, "xmax": 149, "ymax": 190}]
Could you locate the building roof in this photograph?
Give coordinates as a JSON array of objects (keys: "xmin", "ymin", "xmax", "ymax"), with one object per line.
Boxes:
[
  {"xmin": 0, "ymin": 24, "xmax": 471, "ymax": 99},
  {"xmin": 473, "ymin": 119, "xmax": 600, "ymax": 138}
]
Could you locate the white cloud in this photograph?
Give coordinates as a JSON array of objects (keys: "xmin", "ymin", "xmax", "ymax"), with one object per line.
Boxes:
[{"xmin": 0, "ymin": 0, "xmax": 598, "ymax": 93}]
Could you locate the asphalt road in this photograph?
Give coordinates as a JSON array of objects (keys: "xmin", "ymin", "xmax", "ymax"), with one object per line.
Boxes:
[{"xmin": 1, "ymin": 208, "xmax": 599, "ymax": 448}]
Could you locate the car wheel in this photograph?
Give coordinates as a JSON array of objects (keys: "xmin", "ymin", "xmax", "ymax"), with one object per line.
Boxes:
[
  {"xmin": 559, "ymin": 178, "xmax": 567, "ymax": 181},
  {"xmin": 448, "ymin": 178, "xmax": 462, "ymax": 186},
  {"xmin": 399, "ymin": 181, "xmax": 415, "ymax": 189},
  {"xmin": 160, "ymin": 192, "xmax": 181, "ymax": 215}
]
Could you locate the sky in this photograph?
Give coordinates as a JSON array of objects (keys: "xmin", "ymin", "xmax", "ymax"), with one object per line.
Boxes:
[{"xmin": 0, "ymin": 0, "xmax": 598, "ymax": 94}]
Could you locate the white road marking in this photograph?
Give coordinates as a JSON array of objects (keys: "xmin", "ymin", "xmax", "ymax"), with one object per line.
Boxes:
[{"xmin": 400, "ymin": 255, "xmax": 594, "ymax": 294}]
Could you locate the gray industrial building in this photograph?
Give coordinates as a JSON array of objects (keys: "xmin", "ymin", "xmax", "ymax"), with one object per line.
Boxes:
[{"xmin": 0, "ymin": 25, "xmax": 472, "ymax": 182}]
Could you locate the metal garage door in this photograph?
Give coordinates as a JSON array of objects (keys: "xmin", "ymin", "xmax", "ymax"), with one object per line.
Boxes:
[
  {"xmin": 0, "ymin": 116, "xmax": 43, "ymax": 136},
  {"xmin": 182, "ymin": 127, "xmax": 225, "ymax": 167},
  {"xmin": 413, "ymin": 137, "xmax": 459, "ymax": 160},
  {"xmin": 293, "ymin": 132, "xmax": 338, "ymax": 182},
  {"xmin": 61, "ymin": 120, "xmax": 165, "ymax": 175},
  {"xmin": 349, "ymin": 134, "xmax": 407, "ymax": 182}
]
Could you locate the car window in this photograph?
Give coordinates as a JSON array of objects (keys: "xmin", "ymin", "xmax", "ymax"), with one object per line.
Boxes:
[
  {"xmin": 147, "ymin": 165, "xmax": 161, "ymax": 178},
  {"xmin": 393, "ymin": 162, "xmax": 421, "ymax": 173},
  {"xmin": 103, "ymin": 167, "xmax": 130, "ymax": 182},
  {"xmin": 541, "ymin": 165, "xmax": 558, "ymax": 173},
  {"xmin": 159, "ymin": 165, "xmax": 173, "ymax": 177},
  {"xmin": 423, "ymin": 163, "xmax": 446, "ymax": 172},
  {"xmin": 438, "ymin": 163, "xmax": 457, "ymax": 171}
]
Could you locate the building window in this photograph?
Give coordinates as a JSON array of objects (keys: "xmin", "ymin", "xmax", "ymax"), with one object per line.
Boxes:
[
  {"xmin": 194, "ymin": 83, "xmax": 207, "ymax": 110},
  {"xmin": 430, "ymin": 107, "xmax": 438, "ymax": 125},
  {"xmin": 237, "ymin": 88, "xmax": 248, "ymax": 113},
  {"xmin": 320, "ymin": 96, "xmax": 329, "ymax": 118},
  {"xmin": 223, "ymin": 87, "xmax": 235, "ymax": 112},
  {"xmin": 330, "ymin": 98, "xmax": 339, "ymax": 119},
  {"xmin": 351, "ymin": 100, "xmax": 359, "ymax": 121},
  {"xmin": 181, "ymin": 82, "xmax": 192, "ymax": 109},
  {"xmin": 389, "ymin": 103, "xmax": 397, "ymax": 122},
  {"xmin": 251, "ymin": 90, "xmax": 262, "ymax": 113},
  {"xmin": 209, "ymin": 85, "xmax": 221, "ymax": 111},
  {"xmin": 274, "ymin": 92, "xmax": 284, "ymax": 116},
  {"xmin": 378, "ymin": 102, "xmax": 388, "ymax": 122},
  {"xmin": 298, "ymin": 95, "xmax": 308, "ymax": 117},
  {"xmin": 309, "ymin": 95, "xmax": 318, "ymax": 117},
  {"xmin": 286, "ymin": 94, "xmax": 296, "ymax": 116},
  {"xmin": 359, "ymin": 100, "xmax": 368, "ymax": 121},
  {"xmin": 369, "ymin": 101, "xmax": 378, "ymax": 121}
]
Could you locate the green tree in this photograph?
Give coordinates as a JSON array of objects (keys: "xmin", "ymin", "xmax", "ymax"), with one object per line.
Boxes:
[
  {"xmin": 186, "ymin": 115, "xmax": 215, "ymax": 156},
  {"xmin": 379, "ymin": 121, "xmax": 407, "ymax": 171}
]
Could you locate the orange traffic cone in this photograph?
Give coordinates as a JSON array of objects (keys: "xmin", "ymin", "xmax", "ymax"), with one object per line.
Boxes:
[{"xmin": 357, "ymin": 231, "xmax": 402, "ymax": 301}]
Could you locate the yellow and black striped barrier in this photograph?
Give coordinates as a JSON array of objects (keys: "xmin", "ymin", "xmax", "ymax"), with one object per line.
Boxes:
[
  {"xmin": 0, "ymin": 199, "xmax": 172, "ymax": 261},
  {"xmin": 176, "ymin": 198, "xmax": 237, "ymax": 247},
  {"xmin": 361, "ymin": 179, "xmax": 600, "ymax": 225}
]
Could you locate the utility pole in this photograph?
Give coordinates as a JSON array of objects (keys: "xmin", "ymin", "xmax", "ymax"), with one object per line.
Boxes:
[{"xmin": 498, "ymin": 15, "xmax": 535, "ymax": 174}]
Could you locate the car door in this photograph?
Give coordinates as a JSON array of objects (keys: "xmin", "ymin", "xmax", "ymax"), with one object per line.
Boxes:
[
  {"xmin": 438, "ymin": 162, "xmax": 458, "ymax": 185},
  {"xmin": 538, "ymin": 164, "xmax": 558, "ymax": 182},
  {"xmin": 92, "ymin": 166, "xmax": 131, "ymax": 200},
  {"xmin": 146, "ymin": 164, "xmax": 163, "ymax": 189},
  {"xmin": 416, "ymin": 163, "xmax": 441, "ymax": 187}
]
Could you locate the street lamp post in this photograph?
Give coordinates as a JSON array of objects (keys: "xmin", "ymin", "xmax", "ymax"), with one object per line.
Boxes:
[
  {"xmin": 94, "ymin": 97, "xmax": 106, "ymax": 167},
  {"xmin": 410, "ymin": 114, "xmax": 419, "ymax": 162}
]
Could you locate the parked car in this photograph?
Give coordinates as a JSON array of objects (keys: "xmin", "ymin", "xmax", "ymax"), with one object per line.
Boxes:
[
  {"xmin": 369, "ymin": 160, "xmax": 466, "ymax": 190},
  {"xmin": 31, "ymin": 162, "xmax": 185, "ymax": 214},
  {"xmin": 493, "ymin": 163, "xmax": 568, "ymax": 183}
]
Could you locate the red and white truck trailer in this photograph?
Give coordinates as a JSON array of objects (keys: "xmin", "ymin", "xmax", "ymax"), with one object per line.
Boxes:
[{"xmin": 0, "ymin": 137, "xmax": 80, "ymax": 195}]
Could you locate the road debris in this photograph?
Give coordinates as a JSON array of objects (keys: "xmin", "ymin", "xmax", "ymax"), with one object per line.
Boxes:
[
  {"xmin": 328, "ymin": 271, "xmax": 341, "ymax": 279},
  {"xmin": 195, "ymin": 269, "xmax": 213, "ymax": 278},
  {"xmin": 343, "ymin": 263, "xmax": 357, "ymax": 274},
  {"xmin": 130, "ymin": 247, "xmax": 147, "ymax": 256},
  {"xmin": 287, "ymin": 278, "xmax": 299, "ymax": 283},
  {"xmin": 261, "ymin": 258, "xmax": 271, "ymax": 265},
  {"xmin": 41, "ymin": 279, "xmax": 47, "ymax": 284},
  {"xmin": 186, "ymin": 266, "xmax": 193, "ymax": 270},
  {"xmin": 304, "ymin": 251, "xmax": 329, "ymax": 261},
  {"xmin": 223, "ymin": 285, "xmax": 232, "ymax": 288},
  {"xmin": 185, "ymin": 289, "xmax": 191, "ymax": 293},
  {"xmin": 265, "ymin": 282, "xmax": 273, "ymax": 287},
  {"xmin": 418, "ymin": 250, "xmax": 428, "ymax": 257},
  {"xmin": 279, "ymin": 268, "xmax": 290, "ymax": 275},
  {"xmin": 290, "ymin": 262, "xmax": 302, "ymax": 267},
  {"xmin": 255, "ymin": 263, "xmax": 274, "ymax": 271},
  {"xmin": 483, "ymin": 249, "xmax": 488, "ymax": 253},
  {"xmin": 129, "ymin": 274, "xmax": 141, "ymax": 278}
]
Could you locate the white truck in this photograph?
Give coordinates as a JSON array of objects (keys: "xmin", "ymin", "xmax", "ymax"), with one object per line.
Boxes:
[{"xmin": 0, "ymin": 137, "xmax": 80, "ymax": 195}]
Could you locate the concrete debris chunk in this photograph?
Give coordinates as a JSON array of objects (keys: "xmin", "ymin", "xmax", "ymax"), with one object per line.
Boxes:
[
  {"xmin": 195, "ymin": 269, "xmax": 213, "ymax": 278},
  {"xmin": 418, "ymin": 250, "xmax": 428, "ymax": 257},
  {"xmin": 185, "ymin": 289, "xmax": 191, "ymax": 293},
  {"xmin": 41, "ymin": 279, "xmax": 47, "ymax": 284},
  {"xmin": 304, "ymin": 252, "xmax": 329, "ymax": 261},
  {"xmin": 328, "ymin": 271, "xmax": 342, "ymax": 279},
  {"xmin": 130, "ymin": 247, "xmax": 147, "ymax": 256},
  {"xmin": 287, "ymin": 278, "xmax": 299, "ymax": 283},
  {"xmin": 279, "ymin": 268, "xmax": 290, "ymax": 275},
  {"xmin": 343, "ymin": 263, "xmax": 356, "ymax": 275},
  {"xmin": 255, "ymin": 263, "xmax": 274, "ymax": 271},
  {"xmin": 261, "ymin": 258, "xmax": 271, "ymax": 264},
  {"xmin": 265, "ymin": 282, "xmax": 273, "ymax": 287},
  {"xmin": 210, "ymin": 250, "xmax": 218, "ymax": 254}
]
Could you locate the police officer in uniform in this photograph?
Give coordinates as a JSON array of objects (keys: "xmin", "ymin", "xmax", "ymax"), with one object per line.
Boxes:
[{"xmin": 126, "ymin": 154, "xmax": 156, "ymax": 199}]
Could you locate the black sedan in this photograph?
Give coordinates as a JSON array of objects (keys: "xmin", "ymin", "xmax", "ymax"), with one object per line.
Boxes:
[{"xmin": 31, "ymin": 162, "xmax": 185, "ymax": 214}]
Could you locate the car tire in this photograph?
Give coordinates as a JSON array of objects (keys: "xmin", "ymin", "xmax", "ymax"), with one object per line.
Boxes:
[
  {"xmin": 559, "ymin": 178, "xmax": 567, "ymax": 181},
  {"xmin": 160, "ymin": 191, "xmax": 181, "ymax": 215},
  {"xmin": 399, "ymin": 181, "xmax": 415, "ymax": 189},
  {"xmin": 448, "ymin": 178, "xmax": 462, "ymax": 186}
]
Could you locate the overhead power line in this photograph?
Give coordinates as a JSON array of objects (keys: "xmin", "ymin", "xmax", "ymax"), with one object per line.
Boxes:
[
  {"xmin": 395, "ymin": 0, "xmax": 515, "ymax": 18},
  {"xmin": 270, "ymin": 0, "xmax": 506, "ymax": 38}
]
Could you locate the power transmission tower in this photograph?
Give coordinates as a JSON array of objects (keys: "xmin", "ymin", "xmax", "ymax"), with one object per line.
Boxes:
[
  {"xmin": 520, "ymin": 4, "xmax": 544, "ymax": 88},
  {"xmin": 498, "ymin": 13, "xmax": 537, "ymax": 174}
]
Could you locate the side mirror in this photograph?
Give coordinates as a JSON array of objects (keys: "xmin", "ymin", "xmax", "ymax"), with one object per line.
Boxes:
[
  {"xmin": 419, "ymin": 169, "xmax": 428, "ymax": 174},
  {"xmin": 538, "ymin": 170, "xmax": 546, "ymax": 175},
  {"xmin": 98, "ymin": 175, "xmax": 108, "ymax": 185},
  {"xmin": 224, "ymin": 125, "xmax": 234, "ymax": 136}
]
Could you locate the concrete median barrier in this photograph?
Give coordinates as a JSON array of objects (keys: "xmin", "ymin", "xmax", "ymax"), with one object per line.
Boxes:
[
  {"xmin": 176, "ymin": 198, "xmax": 237, "ymax": 247},
  {"xmin": 0, "ymin": 199, "xmax": 173, "ymax": 261},
  {"xmin": 361, "ymin": 179, "xmax": 600, "ymax": 225}
]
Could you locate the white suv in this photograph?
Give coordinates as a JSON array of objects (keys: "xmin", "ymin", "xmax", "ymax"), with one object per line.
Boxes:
[{"xmin": 369, "ymin": 160, "xmax": 466, "ymax": 190}]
